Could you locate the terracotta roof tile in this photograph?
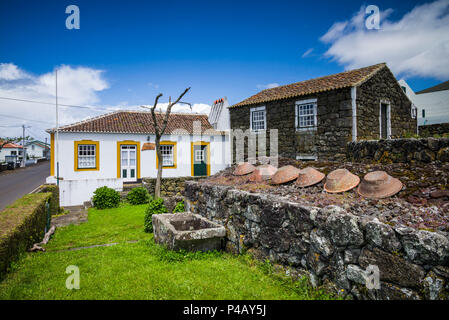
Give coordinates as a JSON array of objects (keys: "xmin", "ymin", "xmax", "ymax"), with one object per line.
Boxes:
[
  {"xmin": 1, "ymin": 142, "xmax": 23, "ymax": 148},
  {"xmin": 48, "ymin": 111, "xmax": 224, "ymax": 135},
  {"xmin": 231, "ymin": 63, "xmax": 387, "ymax": 108}
]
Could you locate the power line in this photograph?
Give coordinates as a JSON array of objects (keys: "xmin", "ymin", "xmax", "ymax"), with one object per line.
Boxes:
[
  {"xmin": 0, "ymin": 96, "xmax": 113, "ymax": 112},
  {"xmin": 0, "ymin": 113, "xmax": 53, "ymax": 124}
]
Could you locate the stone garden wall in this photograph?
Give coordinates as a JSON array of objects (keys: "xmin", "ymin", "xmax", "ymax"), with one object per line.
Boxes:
[
  {"xmin": 347, "ymin": 138, "xmax": 449, "ymax": 163},
  {"xmin": 143, "ymin": 176, "xmax": 203, "ymax": 197},
  {"xmin": 419, "ymin": 123, "xmax": 449, "ymax": 137},
  {"xmin": 184, "ymin": 181, "xmax": 449, "ymax": 300}
]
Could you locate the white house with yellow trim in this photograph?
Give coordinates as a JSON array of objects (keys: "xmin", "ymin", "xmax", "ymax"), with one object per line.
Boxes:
[{"xmin": 46, "ymin": 110, "xmax": 230, "ymax": 206}]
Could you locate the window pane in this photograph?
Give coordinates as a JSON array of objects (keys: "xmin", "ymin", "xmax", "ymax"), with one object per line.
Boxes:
[
  {"xmin": 297, "ymin": 103, "xmax": 317, "ymax": 129},
  {"xmin": 78, "ymin": 144, "xmax": 97, "ymax": 168},
  {"xmin": 161, "ymin": 145, "xmax": 174, "ymax": 166}
]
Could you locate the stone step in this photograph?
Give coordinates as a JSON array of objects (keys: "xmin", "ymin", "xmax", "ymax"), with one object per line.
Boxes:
[{"xmin": 122, "ymin": 182, "xmax": 143, "ymax": 192}]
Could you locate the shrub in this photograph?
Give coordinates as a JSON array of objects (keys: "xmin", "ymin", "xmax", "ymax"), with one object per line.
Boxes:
[
  {"xmin": 0, "ymin": 193, "xmax": 52, "ymax": 280},
  {"xmin": 39, "ymin": 184, "xmax": 60, "ymax": 215},
  {"xmin": 127, "ymin": 187, "xmax": 150, "ymax": 205},
  {"xmin": 172, "ymin": 200, "xmax": 185, "ymax": 213},
  {"xmin": 144, "ymin": 198, "xmax": 167, "ymax": 233},
  {"xmin": 92, "ymin": 186, "xmax": 120, "ymax": 209}
]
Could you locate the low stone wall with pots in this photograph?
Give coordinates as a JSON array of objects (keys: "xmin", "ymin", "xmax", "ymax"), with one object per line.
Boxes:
[
  {"xmin": 419, "ymin": 123, "xmax": 449, "ymax": 137},
  {"xmin": 142, "ymin": 176, "xmax": 203, "ymax": 197},
  {"xmin": 184, "ymin": 181, "xmax": 449, "ymax": 300},
  {"xmin": 347, "ymin": 138, "xmax": 449, "ymax": 163}
]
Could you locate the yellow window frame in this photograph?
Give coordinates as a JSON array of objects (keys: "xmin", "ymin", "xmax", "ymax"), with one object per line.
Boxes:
[
  {"xmin": 191, "ymin": 141, "xmax": 210, "ymax": 177},
  {"xmin": 117, "ymin": 141, "xmax": 141, "ymax": 178},
  {"xmin": 156, "ymin": 141, "xmax": 177, "ymax": 169},
  {"xmin": 74, "ymin": 140, "xmax": 100, "ymax": 171}
]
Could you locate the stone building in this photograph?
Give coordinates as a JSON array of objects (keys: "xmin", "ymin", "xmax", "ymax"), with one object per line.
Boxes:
[{"xmin": 229, "ymin": 63, "xmax": 417, "ymax": 161}]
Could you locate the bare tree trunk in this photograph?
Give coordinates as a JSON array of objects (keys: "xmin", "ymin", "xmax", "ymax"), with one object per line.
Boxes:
[
  {"xmin": 155, "ymin": 137, "xmax": 163, "ymax": 199},
  {"xmin": 141, "ymin": 87, "xmax": 191, "ymax": 199}
]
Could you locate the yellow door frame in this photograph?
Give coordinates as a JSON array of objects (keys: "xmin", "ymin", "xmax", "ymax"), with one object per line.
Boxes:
[
  {"xmin": 191, "ymin": 141, "xmax": 210, "ymax": 177},
  {"xmin": 117, "ymin": 141, "xmax": 141, "ymax": 179},
  {"xmin": 50, "ymin": 133, "xmax": 55, "ymax": 176}
]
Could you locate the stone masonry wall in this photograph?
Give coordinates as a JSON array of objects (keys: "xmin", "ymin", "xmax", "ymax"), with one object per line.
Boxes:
[
  {"xmin": 347, "ymin": 138, "xmax": 449, "ymax": 163},
  {"xmin": 419, "ymin": 123, "xmax": 449, "ymax": 138},
  {"xmin": 184, "ymin": 181, "xmax": 449, "ymax": 300},
  {"xmin": 143, "ymin": 176, "xmax": 203, "ymax": 197},
  {"xmin": 229, "ymin": 88, "xmax": 353, "ymax": 161},
  {"xmin": 357, "ymin": 67, "xmax": 417, "ymax": 140}
]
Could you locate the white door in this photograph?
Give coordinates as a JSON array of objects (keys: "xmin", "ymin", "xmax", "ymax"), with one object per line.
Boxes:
[{"xmin": 121, "ymin": 145, "xmax": 137, "ymax": 182}]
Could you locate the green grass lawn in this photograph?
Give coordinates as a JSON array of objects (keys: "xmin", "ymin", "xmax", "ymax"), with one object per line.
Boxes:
[{"xmin": 0, "ymin": 204, "xmax": 339, "ymax": 300}]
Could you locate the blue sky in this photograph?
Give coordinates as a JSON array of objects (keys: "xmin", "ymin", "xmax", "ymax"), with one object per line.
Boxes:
[{"xmin": 0, "ymin": 0, "xmax": 448, "ymax": 139}]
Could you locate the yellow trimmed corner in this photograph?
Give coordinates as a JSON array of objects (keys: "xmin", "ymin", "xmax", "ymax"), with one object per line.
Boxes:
[
  {"xmin": 117, "ymin": 140, "xmax": 141, "ymax": 178},
  {"xmin": 156, "ymin": 141, "xmax": 177, "ymax": 169},
  {"xmin": 74, "ymin": 140, "xmax": 100, "ymax": 171},
  {"xmin": 50, "ymin": 132, "xmax": 55, "ymax": 176},
  {"xmin": 191, "ymin": 141, "xmax": 210, "ymax": 177}
]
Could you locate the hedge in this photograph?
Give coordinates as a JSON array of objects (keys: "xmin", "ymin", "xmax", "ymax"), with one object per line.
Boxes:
[
  {"xmin": 38, "ymin": 184, "xmax": 60, "ymax": 216},
  {"xmin": 0, "ymin": 192, "xmax": 52, "ymax": 280}
]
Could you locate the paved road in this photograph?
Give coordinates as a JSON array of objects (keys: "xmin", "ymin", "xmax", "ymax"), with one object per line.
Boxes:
[{"xmin": 0, "ymin": 161, "xmax": 50, "ymax": 211}]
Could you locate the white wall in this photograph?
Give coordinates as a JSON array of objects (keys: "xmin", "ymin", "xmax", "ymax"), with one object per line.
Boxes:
[
  {"xmin": 48, "ymin": 177, "xmax": 123, "ymax": 207},
  {"xmin": 51, "ymin": 132, "xmax": 230, "ymax": 181},
  {"xmin": 414, "ymin": 90, "xmax": 449, "ymax": 126},
  {"xmin": 0, "ymin": 147, "xmax": 22, "ymax": 162},
  {"xmin": 209, "ymin": 97, "xmax": 231, "ymax": 130},
  {"xmin": 48, "ymin": 131, "xmax": 231, "ymax": 205},
  {"xmin": 26, "ymin": 144, "xmax": 46, "ymax": 158},
  {"xmin": 398, "ymin": 79, "xmax": 449, "ymax": 126}
]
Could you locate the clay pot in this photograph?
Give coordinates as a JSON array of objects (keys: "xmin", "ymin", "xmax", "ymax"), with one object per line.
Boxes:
[
  {"xmin": 233, "ymin": 162, "xmax": 256, "ymax": 176},
  {"xmin": 324, "ymin": 168, "xmax": 360, "ymax": 193},
  {"xmin": 357, "ymin": 171, "xmax": 403, "ymax": 199},
  {"xmin": 295, "ymin": 167, "xmax": 325, "ymax": 187},
  {"xmin": 249, "ymin": 164, "xmax": 278, "ymax": 182},
  {"xmin": 271, "ymin": 165, "xmax": 300, "ymax": 185}
]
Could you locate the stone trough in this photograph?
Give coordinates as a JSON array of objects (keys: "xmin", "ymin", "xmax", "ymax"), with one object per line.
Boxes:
[{"xmin": 152, "ymin": 213, "xmax": 226, "ymax": 252}]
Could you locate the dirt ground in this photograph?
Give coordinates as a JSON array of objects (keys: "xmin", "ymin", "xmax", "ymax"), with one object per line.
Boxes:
[{"xmin": 202, "ymin": 159, "xmax": 449, "ymax": 232}]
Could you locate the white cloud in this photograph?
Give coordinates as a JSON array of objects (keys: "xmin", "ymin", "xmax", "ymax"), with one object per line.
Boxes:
[
  {"xmin": 139, "ymin": 102, "xmax": 211, "ymax": 115},
  {"xmin": 320, "ymin": 0, "xmax": 449, "ymax": 80},
  {"xmin": 0, "ymin": 63, "xmax": 211, "ymax": 141},
  {"xmin": 257, "ymin": 83, "xmax": 280, "ymax": 90},
  {"xmin": 0, "ymin": 64, "xmax": 111, "ymax": 140},
  {"xmin": 302, "ymin": 48, "xmax": 314, "ymax": 58},
  {"xmin": 0, "ymin": 63, "xmax": 31, "ymax": 80}
]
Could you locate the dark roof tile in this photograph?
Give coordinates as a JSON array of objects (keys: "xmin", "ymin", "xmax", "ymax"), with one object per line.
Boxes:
[{"xmin": 231, "ymin": 63, "xmax": 387, "ymax": 108}]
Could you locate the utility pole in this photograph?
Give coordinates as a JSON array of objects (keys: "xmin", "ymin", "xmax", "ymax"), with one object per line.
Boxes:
[
  {"xmin": 21, "ymin": 124, "xmax": 30, "ymax": 167},
  {"xmin": 55, "ymin": 69, "xmax": 59, "ymax": 186}
]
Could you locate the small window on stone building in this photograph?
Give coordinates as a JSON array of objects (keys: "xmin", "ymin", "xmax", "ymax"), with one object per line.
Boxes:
[
  {"xmin": 295, "ymin": 99, "xmax": 317, "ymax": 131},
  {"xmin": 250, "ymin": 106, "xmax": 266, "ymax": 132},
  {"xmin": 411, "ymin": 105, "xmax": 417, "ymax": 119}
]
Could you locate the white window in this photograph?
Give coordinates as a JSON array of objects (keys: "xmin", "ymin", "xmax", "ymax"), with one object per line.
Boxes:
[
  {"xmin": 195, "ymin": 149, "xmax": 205, "ymax": 162},
  {"xmin": 411, "ymin": 104, "xmax": 417, "ymax": 119},
  {"xmin": 161, "ymin": 145, "xmax": 174, "ymax": 166},
  {"xmin": 295, "ymin": 99, "xmax": 317, "ymax": 131},
  {"xmin": 78, "ymin": 144, "xmax": 96, "ymax": 168},
  {"xmin": 250, "ymin": 106, "xmax": 266, "ymax": 132}
]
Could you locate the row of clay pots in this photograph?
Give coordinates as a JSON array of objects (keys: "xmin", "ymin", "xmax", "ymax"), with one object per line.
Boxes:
[{"xmin": 233, "ymin": 163, "xmax": 403, "ymax": 199}]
